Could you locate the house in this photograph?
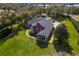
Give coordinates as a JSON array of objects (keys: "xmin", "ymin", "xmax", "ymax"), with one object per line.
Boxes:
[
  {"xmin": 29, "ymin": 18, "xmax": 55, "ymax": 43},
  {"xmin": 36, "ymin": 20, "xmax": 54, "ymax": 42},
  {"xmin": 25, "ymin": 16, "xmax": 58, "ymax": 43},
  {"xmin": 31, "ymin": 19, "xmax": 54, "ymax": 42}
]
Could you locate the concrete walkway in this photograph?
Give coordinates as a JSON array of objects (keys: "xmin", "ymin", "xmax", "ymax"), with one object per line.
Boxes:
[
  {"xmin": 26, "ymin": 30, "xmax": 36, "ymax": 39},
  {"xmin": 49, "ymin": 21, "xmax": 60, "ymax": 44},
  {"xmin": 49, "ymin": 35, "xmax": 54, "ymax": 43}
]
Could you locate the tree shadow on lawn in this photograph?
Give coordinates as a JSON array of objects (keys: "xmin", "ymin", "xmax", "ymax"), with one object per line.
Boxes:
[
  {"xmin": 0, "ymin": 28, "xmax": 12, "ymax": 45},
  {"xmin": 0, "ymin": 26, "xmax": 23, "ymax": 45},
  {"xmin": 36, "ymin": 40, "xmax": 48, "ymax": 48},
  {"xmin": 0, "ymin": 38, "xmax": 8, "ymax": 45}
]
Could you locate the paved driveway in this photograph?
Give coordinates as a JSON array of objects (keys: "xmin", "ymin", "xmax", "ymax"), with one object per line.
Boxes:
[
  {"xmin": 49, "ymin": 21, "xmax": 60, "ymax": 43},
  {"xmin": 53, "ymin": 21, "xmax": 60, "ymax": 29},
  {"xmin": 70, "ymin": 15, "xmax": 79, "ymax": 21}
]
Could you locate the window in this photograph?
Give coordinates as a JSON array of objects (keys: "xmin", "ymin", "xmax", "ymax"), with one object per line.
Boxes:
[
  {"xmin": 41, "ymin": 36, "xmax": 45, "ymax": 40},
  {"xmin": 37, "ymin": 35, "xmax": 45, "ymax": 41}
]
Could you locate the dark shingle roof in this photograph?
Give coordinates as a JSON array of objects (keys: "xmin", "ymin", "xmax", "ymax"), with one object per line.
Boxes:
[
  {"xmin": 37, "ymin": 28, "xmax": 52, "ymax": 38},
  {"xmin": 38, "ymin": 19, "xmax": 53, "ymax": 29},
  {"xmin": 27, "ymin": 17, "xmax": 44, "ymax": 25},
  {"xmin": 28, "ymin": 17, "xmax": 54, "ymax": 40},
  {"xmin": 36, "ymin": 19, "xmax": 54, "ymax": 39}
]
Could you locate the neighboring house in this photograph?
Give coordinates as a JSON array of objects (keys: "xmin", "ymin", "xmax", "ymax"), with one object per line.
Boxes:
[
  {"xmin": 0, "ymin": 9, "xmax": 5, "ymax": 14},
  {"xmin": 25, "ymin": 17, "xmax": 58, "ymax": 43}
]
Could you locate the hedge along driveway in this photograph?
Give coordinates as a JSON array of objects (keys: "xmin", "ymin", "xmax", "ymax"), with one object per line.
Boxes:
[
  {"xmin": 62, "ymin": 19, "xmax": 79, "ymax": 55},
  {"xmin": 70, "ymin": 15, "xmax": 79, "ymax": 33}
]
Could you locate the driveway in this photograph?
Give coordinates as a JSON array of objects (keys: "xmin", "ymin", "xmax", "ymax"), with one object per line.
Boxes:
[
  {"xmin": 70, "ymin": 15, "xmax": 79, "ymax": 21},
  {"xmin": 49, "ymin": 21, "xmax": 60, "ymax": 43},
  {"xmin": 53, "ymin": 21, "xmax": 60, "ymax": 29}
]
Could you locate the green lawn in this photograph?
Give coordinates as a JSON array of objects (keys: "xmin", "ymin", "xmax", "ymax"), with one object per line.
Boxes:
[
  {"xmin": 0, "ymin": 30, "xmax": 54, "ymax": 56},
  {"xmin": 70, "ymin": 18, "xmax": 79, "ymax": 32},
  {"xmin": 63, "ymin": 19, "xmax": 79, "ymax": 55}
]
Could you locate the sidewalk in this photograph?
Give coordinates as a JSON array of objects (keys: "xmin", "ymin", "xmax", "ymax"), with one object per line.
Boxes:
[{"xmin": 49, "ymin": 35, "xmax": 54, "ymax": 43}]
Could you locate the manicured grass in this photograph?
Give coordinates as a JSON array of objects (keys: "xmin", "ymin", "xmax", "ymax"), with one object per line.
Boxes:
[
  {"xmin": 63, "ymin": 19, "xmax": 79, "ymax": 54},
  {"xmin": 70, "ymin": 18, "xmax": 79, "ymax": 32},
  {"xmin": 0, "ymin": 30, "xmax": 54, "ymax": 56}
]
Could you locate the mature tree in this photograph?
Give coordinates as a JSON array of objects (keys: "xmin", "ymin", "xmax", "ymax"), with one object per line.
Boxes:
[
  {"xmin": 30, "ymin": 6, "xmax": 46, "ymax": 16},
  {"xmin": 0, "ymin": 13, "xmax": 9, "ymax": 29},
  {"xmin": 54, "ymin": 24, "xmax": 69, "ymax": 45},
  {"xmin": 8, "ymin": 13, "xmax": 16, "ymax": 29},
  {"xmin": 0, "ymin": 13, "xmax": 16, "ymax": 29},
  {"xmin": 46, "ymin": 4, "xmax": 57, "ymax": 19},
  {"xmin": 53, "ymin": 24, "xmax": 74, "ymax": 55},
  {"xmin": 15, "ymin": 15, "xmax": 23, "ymax": 24},
  {"xmin": 21, "ymin": 11, "xmax": 32, "ymax": 23}
]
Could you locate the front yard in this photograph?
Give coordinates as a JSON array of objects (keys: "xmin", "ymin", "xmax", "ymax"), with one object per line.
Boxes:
[{"xmin": 0, "ymin": 18, "xmax": 79, "ymax": 55}]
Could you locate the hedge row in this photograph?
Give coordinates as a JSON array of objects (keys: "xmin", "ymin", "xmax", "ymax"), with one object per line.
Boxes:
[{"xmin": 68, "ymin": 17, "xmax": 79, "ymax": 33}]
